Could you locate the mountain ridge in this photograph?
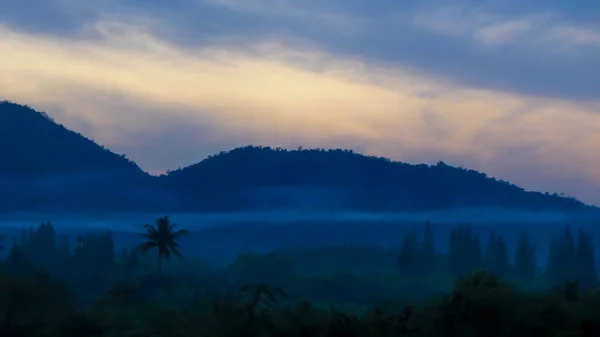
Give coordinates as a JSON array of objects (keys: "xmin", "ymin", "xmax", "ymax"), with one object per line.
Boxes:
[
  {"xmin": 0, "ymin": 101, "xmax": 144, "ymax": 176},
  {"xmin": 0, "ymin": 100, "xmax": 594, "ymax": 213},
  {"xmin": 159, "ymin": 146, "xmax": 590, "ymax": 212}
]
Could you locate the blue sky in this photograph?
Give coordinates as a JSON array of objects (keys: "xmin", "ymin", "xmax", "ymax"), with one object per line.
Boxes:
[{"xmin": 1, "ymin": 0, "xmax": 599, "ymax": 204}]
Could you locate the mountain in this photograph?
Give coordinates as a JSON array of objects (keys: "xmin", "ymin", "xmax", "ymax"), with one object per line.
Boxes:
[
  {"xmin": 0, "ymin": 101, "xmax": 593, "ymax": 214},
  {"xmin": 0, "ymin": 101, "xmax": 143, "ymax": 176},
  {"xmin": 0, "ymin": 101, "xmax": 156, "ymax": 212},
  {"xmin": 160, "ymin": 146, "xmax": 590, "ymax": 212}
]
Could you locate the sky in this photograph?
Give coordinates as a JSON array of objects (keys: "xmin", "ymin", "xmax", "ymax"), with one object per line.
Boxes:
[{"xmin": 1, "ymin": 0, "xmax": 599, "ymax": 205}]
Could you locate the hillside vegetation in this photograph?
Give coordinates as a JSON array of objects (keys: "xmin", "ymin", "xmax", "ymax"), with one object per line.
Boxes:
[
  {"xmin": 0, "ymin": 100, "xmax": 590, "ymax": 213},
  {"xmin": 161, "ymin": 146, "xmax": 587, "ymax": 212}
]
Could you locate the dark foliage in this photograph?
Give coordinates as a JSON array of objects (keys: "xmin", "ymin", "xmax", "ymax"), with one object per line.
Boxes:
[
  {"xmin": 161, "ymin": 145, "xmax": 590, "ymax": 212},
  {"xmin": 139, "ymin": 216, "xmax": 189, "ymax": 273},
  {"xmin": 0, "ymin": 218, "xmax": 598, "ymax": 336},
  {"xmin": 0, "ymin": 101, "xmax": 155, "ymax": 212}
]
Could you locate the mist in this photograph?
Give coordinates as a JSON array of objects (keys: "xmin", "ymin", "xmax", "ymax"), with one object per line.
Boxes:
[
  {"xmin": 1, "ymin": 208, "xmax": 598, "ymax": 267},
  {"xmin": 0, "ymin": 207, "xmax": 595, "ymax": 231}
]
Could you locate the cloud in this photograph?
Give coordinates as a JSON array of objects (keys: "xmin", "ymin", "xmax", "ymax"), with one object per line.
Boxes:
[
  {"xmin": 413, "ymin": 6, "xmax": 600, "ymax": 48},
  {"xmin": 1, "ymin": 18, "xmax": 600, "ymax": 205},
  {"xmin": 474, "ymin": 20, "xmax": 532, "ymax": 45},
  {"xmin": 201, "ymin": 0, "xmax": 367, "ymax": 34},
  {"xmin": 549, "ymin": 25, "xmax": 600, "ymax": 46},
  {"xmin": 2, "ymin": 0, "xmax": 599, "ymax": 101},
  {"xmin": 398, "ymin": 5, "xmax": 600, "ymax": 100}
]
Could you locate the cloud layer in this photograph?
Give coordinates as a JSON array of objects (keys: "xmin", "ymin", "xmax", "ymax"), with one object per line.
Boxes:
[{"xmin": 1, "ymin": 0, "xmax": 600, "ymax": 204}]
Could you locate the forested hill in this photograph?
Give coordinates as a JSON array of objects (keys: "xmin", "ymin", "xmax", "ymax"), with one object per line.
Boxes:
[
  {"xmin": 0, "ymin": 101, "xmax": 152, "ymax": 212},
  {"xmin": 0, "ymin": 101, "xmax": 592, "ymax": 213},
  {"xmin": 160, "ymin": 146, "xmax": 590, "ymax": 212},
  {"xmin": 0, "ymin": 101, "xmax": 143, "ymax": 176}
]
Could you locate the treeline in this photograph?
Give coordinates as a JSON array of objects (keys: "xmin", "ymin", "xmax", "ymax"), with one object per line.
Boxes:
[
  {"xmin": 2, "ymin": 219, "xmax": 600, "ymax": 336},
  {"xmin": 2, "ymin": 219, "xmax": 597, "ymax": 300},
  {"xmin": 396, "ymin": 222, "xmax": 597, "ymax": 290},
  {"xmin": 3, "ymin": 222, "xmax": 126, "ymax": 296}
]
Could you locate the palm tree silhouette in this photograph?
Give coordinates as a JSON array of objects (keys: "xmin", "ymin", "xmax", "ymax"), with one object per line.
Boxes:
[{"xmin": 138, "ymin": 216, "xmax": 189, "ymax": 273}]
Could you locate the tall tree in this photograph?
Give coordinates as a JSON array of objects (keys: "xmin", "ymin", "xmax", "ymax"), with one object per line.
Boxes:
[
  {"xmin": 563, "ymin": 226, "xmax": 577, "ymax": 275},
  {"xmin": 397, "ymin": 227, "xmax": 419, "ymax": 275},
  {"xmin": 421, "ymin": 221, "xmax": 435, "ymax": 254},
  {"xmin": 484, "ymin": 232, "xmax": 510, "ymax": 278},
  {"xmin": 576, "ymin": 229, "xmax": 597, "ymax": 291},
  {"xmin": 514, "ymin": 231, "xmax": 536, "ymax": 280},
  {"xmin": 418, "ymin": 221, "xmax": 438, "ymax": 274},
  {"xmin": 31, "ymin": 222, "xmax": 59, "ymax": 273},
  {"xmin": 56, "ymin": 236, "xmax": 72, "ymax": 276},
  {"xmin": 120, "ymin": 247, "xmax": 141, "ymax": 281},
  {"xmin": 472, "ymin": 234, "xmax": 483, "ymax": 270},
  {"xmin": 546, "ymin": 226, "xmax": 577, "ymax": 285},
  {"xmin": 484, "ymin": 232, "xmax": 497, "ymax": 271},
  {"xmin": 139, "ymin": 216, "xmax": 189, "ymax": 273},
  {"xmin": 448, "ymin": 225, "xmax": 482, "ymax": 276},
  {"xmin": 546, "ymin": 234, "xmax": 562, "ymax": 284}
]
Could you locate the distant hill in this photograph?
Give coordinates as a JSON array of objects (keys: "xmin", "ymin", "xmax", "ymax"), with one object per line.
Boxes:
[
  {"xmin": 0, "ymin": 101, "xmax": 155, "ymax": 212},
  {"xmin": 0, "ymin": 101, "xmax": 593, "ymax": 214},
  {"xmin": 160, "ymin": 146, "xmax": 590, "ymax": 212},
  {"xmin": 0, "ymin": 101, "xmax": 143, "ymax": 176}
]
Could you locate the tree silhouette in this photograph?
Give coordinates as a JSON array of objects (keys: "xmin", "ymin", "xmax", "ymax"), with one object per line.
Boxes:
[
  {"xmin": 138, "ymin": 216, "xmax": 189, "ymax": 273},
  {"xmin": 546, "ymin": 226, "xmax": 577, "ymax": 285},
  {"xmin": 546, "ymin": 234, "xmax": 562, "ymax": 284},
  {"xmin": 484, "ymin": 232, "xmax": 509, "ymax": 278},
  {"xmin": 576, "ymin": 229, "xmax": 597, "ymax": 291},
  {"xmin": 418, "ymin": 221, "xmax": 438, "ymax": 275},
  {"xmin": 119, "ymin": 247, "xmax": 141, "ymax": 281},
  {"xmin": 397, "ymin": 227, "xmax": 419, "ymax": 275},
  {"xmin": 448, "ymin": 225, "xmax": 482, "ymax": 275},
  {"xmin": 240, "ymin": 284, "xmax": 287, "ymax": 311},
  {"xmin": 239, "ymin": 283, "xmax": 287, "ymax": 331},
  {"xmin": 514, "ymin": 231, "xmax": 536, "ymax": 280}
]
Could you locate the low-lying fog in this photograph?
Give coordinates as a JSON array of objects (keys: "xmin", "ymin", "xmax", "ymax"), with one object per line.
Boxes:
[
  {"xmin": 0, "ymin": 208, "xmax": 594, "ymax": 231},
  {"xmin": 0, "ymin": 208, "xmax": 598, "ymax": 266}
]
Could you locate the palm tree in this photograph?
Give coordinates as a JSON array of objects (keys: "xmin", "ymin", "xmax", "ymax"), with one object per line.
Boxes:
[{"xmin": 138, "ymin": 216, "xmax": 189, "ymax": 273}]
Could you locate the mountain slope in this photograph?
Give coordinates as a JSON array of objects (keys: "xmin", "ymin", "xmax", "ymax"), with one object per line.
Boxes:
[
  {"xmin": 160, "ymin": 146, "xmax": 590, "ymax": 212},
  {"xmin": 0, "ymin": 101, "xmax": 155, "ymax": 212},
  {"xmin": 0, "ymin": 101, "xmax": 593, "ymax": 214},
  {"xmin": 0, "ymin": 101, "xmax": 142, "ymax": 176}
]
